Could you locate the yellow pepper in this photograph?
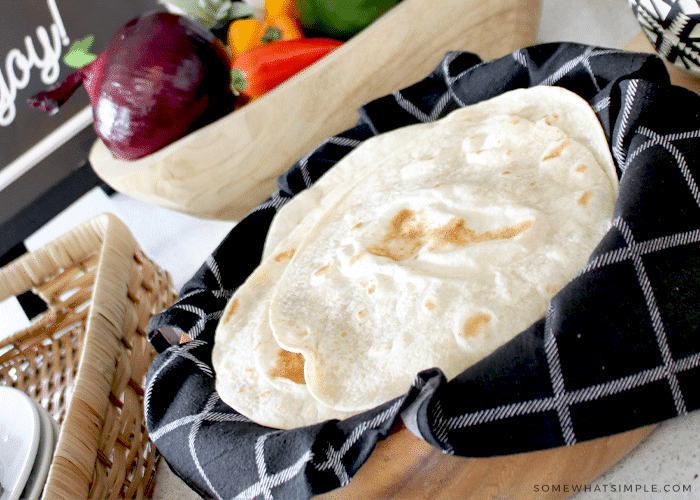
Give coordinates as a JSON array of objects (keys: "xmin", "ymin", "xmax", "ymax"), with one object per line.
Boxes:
[{"xmin": 227, "ymin": 18, "xmax": 265, "ymax": 59}]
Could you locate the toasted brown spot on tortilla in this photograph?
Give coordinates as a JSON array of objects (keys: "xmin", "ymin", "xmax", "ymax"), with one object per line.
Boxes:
[
  {"xmin": 432, "ymin": 217, "xmax": 535, "ymax": 249},
  {"xmin": 367, "ymin": 209, "xmax": 426, "ymax": 261},
  {"xmin": 367, "ymin": 284, "xmax": 377, "ymax": 295},
  {"xmin": 510, "ymin": 119, "xmax": 520, "ymax": 125},
  {"xmin": 544, "ymin": 112, "xmax": 559, "ymax": 125},
  {"xmin": 357, "ymin": 309, "xmax": 368, "ymax": 319},
  {"xmin": 368, "ymin": 210, "xmax": 535, "ymax": 261},
  {"xmin": 349, "ymin": 250, "xmax": 368, "ymax": 266},
  {"xmin": 502, "ymin": 171, "xmax": 511, "ymax": 175},
  {"xmin": 487, "ymin": 219, "xmax": 535, "ymax": 240},
  {"xmin": 275, "ymin": 249, "xmax": 296, "ymax": 262},
  {"xmin": 546, "ymin": 285, "xmax": 559, "ymax": 295},
  {"xmin": 578, "ymin": 191, "xmax": 593, "ymax": 206},
  {"xmin": 352, "ymin": 222, "xmax": 364, "ymax": 230},
  {"xmin": 507, "ymin": 150, "xmax": 513, "ymax": 156},
  {"xmin": 314, "ymin": 263, "xmax": 331, "ymax": 276},
  {"xmin": 223, "ymin": 298, "xmax": 240, "ymax": 323},
  {"xmin": 425, "ymin": 299, "xmax": 436, "ymax": 311},
  {"xmin": 462, "ymin": 313, "xmax": 492, "ymax": 338},
  {"xmin": 392, "ymin": 209, "xmax": 417, "ymax": 232},
  {"xmin": 542, "ymin": 140, "xmax": 571, "ymax": 161},
  {"xmin": 249, "ymin": 268, "xmax": 269, "ymax": 288},
  {"xmin": 268, "ymin": 349, "xmax": 306, "ymax": 385},
  {"xmin": 574, "ymin": 164, "xmax": 588, "ymax": 174}
]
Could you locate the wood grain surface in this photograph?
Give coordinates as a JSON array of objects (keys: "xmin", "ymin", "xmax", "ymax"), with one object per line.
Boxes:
[
  {"xmin": 89, "ymin": 0, "xmax": 542, "ymax": 220},
  {"xmin": 313, "ymin": 421, "xmax": 656, "ymax": 500}
]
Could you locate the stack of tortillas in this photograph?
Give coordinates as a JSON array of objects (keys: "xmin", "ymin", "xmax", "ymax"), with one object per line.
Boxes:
[{"xmin": 212, "ymin": 86, "xmax": 618, "ymax": 430}]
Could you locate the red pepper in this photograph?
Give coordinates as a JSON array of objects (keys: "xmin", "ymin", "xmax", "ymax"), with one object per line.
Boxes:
[{"xmin": 230, "ymin": 38, "xmax": 342, "ymax": 98}]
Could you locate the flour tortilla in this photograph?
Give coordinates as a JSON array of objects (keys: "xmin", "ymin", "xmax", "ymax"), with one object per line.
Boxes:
[
  {"xmin": 214, "ymin": 86, "xmax": 617, "ymax": 427},
  {"xmin": 213, "ymin": 122, "xmax": 437, "ymax": 429},
  {"xmin": 267, "ymin": 86, "xmax": 617, "ymax": 412}
]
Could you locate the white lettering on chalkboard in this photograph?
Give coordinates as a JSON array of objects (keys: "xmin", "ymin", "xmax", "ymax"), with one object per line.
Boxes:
[{"xmin": 0, "ymin": 0, "xmax": 70, "ymax": 126}]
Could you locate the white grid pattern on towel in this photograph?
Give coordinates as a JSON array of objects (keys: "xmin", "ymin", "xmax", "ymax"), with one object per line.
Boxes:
[
  {"xmin": 312, "ymin": 398, "xmax": 405, "ymax": 487},
  {"xmin": 233, "ymin": 434, "xmax": 314, "ymax": 500}
]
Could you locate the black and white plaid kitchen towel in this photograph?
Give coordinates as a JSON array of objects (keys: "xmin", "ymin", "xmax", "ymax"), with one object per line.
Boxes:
[{"xmin": 144, "ymin": 43, "xmax": 700, "ymax": 499}]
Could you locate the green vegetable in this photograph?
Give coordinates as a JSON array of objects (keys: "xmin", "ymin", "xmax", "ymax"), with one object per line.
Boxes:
[{"xmin": 294, "ymin": 0, "xmax": 400, "ymax": 40}]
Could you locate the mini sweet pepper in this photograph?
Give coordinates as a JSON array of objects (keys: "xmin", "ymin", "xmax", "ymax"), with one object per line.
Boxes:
[{"xmin": 227, "ymin": 0, "xmax": 304, "ymax": 59}]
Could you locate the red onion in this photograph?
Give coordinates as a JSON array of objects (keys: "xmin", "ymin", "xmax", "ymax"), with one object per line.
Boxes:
[{"xmin": 28, "ymin": 12, "xmax": 236, "ymax": 160}]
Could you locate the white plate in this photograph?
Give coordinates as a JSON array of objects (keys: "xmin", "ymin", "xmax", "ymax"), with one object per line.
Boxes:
[
  {"xmin": 20, "ymin": 400, "xmax": 58, "ymax": 500},
  {"xmin": 0, "ymin": 387, "xmax": 40, "ymax": 500}
]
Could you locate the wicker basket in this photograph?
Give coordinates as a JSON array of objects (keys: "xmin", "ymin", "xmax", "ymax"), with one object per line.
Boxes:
[{"xmin": 0, "ymin": 213, "xmax": 178, "ymax": 499}]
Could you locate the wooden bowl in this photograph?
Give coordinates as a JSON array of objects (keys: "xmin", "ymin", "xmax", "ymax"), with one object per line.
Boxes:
[
  {"xmin": 88, "ymin": 0, "xmax": 542, "ymax": 221},
  {"xmin": 313, "ymin": 420, "xmax": 656, "ymax": 500}
]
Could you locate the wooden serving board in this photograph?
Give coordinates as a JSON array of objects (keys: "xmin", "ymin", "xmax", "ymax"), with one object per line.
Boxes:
[
  {"xmin": 89, "ymin": 0, "xmax": 542, "ymax": 220},
  {"xmin": 313, "ymin": 422, "xmax": 656, "ymax": 500}
]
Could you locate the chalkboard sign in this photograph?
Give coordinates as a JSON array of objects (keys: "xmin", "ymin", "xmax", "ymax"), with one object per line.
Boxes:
[{"xmin": 0, "ymin": 0, "xmax": 159, "ymax": 184}]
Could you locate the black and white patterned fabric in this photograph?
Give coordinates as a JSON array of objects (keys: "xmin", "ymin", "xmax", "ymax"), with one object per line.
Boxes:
[{"xmin": 144, "ymin": 43, "xmax": 700, "ymax": 499}]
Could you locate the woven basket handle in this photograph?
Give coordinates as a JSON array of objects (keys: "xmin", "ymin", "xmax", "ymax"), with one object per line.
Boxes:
[{"xmin": 0, "ymin": 213, "xmax": 135, "ymax": 302}]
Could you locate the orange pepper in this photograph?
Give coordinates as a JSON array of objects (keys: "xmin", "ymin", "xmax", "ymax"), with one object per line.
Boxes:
[
  {"xmin": 265, "ymin": 0, "xmax": 298, "ymax": 20},
  {"xmin": 261, "ymin": 14, "xmax": 304, "ymax": 44},
  {"xmin": 227, "ymin": 18, "xmax": 265, "ymax": 59}
]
